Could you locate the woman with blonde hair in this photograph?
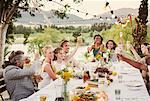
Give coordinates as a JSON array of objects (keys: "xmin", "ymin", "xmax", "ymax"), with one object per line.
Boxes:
[{"xmin": 38, "ymin": 45, "xmax": 57, "ymax": 89}]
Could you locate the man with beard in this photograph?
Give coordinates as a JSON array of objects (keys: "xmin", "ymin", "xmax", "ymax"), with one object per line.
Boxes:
[{"xmin": 3, "ymin": 51, "xmax": 40, "ymax": 101}]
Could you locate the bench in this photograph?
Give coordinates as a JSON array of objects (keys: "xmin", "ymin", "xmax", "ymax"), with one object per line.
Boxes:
[{"xmin": 0, "ymin": 77, "xmax": 6, "ymax": 101}]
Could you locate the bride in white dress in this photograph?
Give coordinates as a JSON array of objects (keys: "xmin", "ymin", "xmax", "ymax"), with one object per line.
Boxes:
[{"xmin": 38, "ymin": 45, "xmax": 57, "ymax": 89}]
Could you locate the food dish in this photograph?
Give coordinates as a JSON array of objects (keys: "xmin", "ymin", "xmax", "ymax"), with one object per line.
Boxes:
[
  {"xmin": 87, "ymin": 79, "xmax": 98, "ymax": 87},
  {"xmin": 72, "ymin": 91, "xmax": 98, "ymax": 101}
]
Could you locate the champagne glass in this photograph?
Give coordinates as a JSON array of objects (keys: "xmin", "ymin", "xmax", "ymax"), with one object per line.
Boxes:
[{"xmin": 126, "ymin": 41, "xmax": 130, "ymax": 50}]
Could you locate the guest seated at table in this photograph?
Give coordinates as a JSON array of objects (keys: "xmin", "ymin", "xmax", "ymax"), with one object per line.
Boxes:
[
  {"xmin": 117, "ymin": 53, "xmax": 150, "ymax": 93},
  {"xmin": 88, "ymin": 34, "xmax": 104, "ymax": 57},
  {"xmin": 128, "ymin": 43, "xmax": 150, "ymax": 63},
  {"xmin": 3, "ymin": 50, "xmax": 40, "ymax": 101},
  {"xmin": 105, "ymin": 40, "xmax": 118, "ymax": 62},
  {"xmin": 60, "ymin": 40, "xmax": 70, "ymax": 55},
  {"xmin": 88, "ymin": 34, "xmax": 104, "ymax": 58},
  {"xmin": 2, "ymin": 50, "xmax": 24, "ymax": 69},
  {"xmin": 117, "ymin": 42, "xmax": 150, "ymax": 93},
  {"xmin": 106, "ymin": 40, "xmax": 117, "ymax": 51},
  {"xmin": 53, "ymin": 47, "xmax": 66, "ymax": 72},
  {"xmin": 38, "ymin": 45, "xmax": 57, "ymax": 89},
  {"xmin": 117, "ymin": 54, "xmax": 149, "ymax": 72},
  {"xmin": 126, "ymin": 43, "xmax": 149, "ymax": 72},
  {"xmin": 60, "ymin": 38, "xmax": 81, "ymax": 68}
]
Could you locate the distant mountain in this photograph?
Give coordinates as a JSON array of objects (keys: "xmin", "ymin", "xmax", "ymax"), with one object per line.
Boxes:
[
  {"xmin": 16, "ymin": 11, "xmax": 84, "ymax": 25},
  {"xmin": 15, "ymin": 8, "xmax": 150, "ymax": 26},
  {"xmin": 15, "ymin": 11, "xmax": 115, "ymax": 26},
  {"xmin": 98, "ymin": 8, "xmax": 150, "ymax": 19},
  {"xmin": 98, "ymin": 8, "xmax": 138, "ymax": 18}
]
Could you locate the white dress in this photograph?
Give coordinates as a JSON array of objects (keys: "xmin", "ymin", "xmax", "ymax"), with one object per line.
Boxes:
[
  {"xmin": 53, "ymin": 61, "xmax": 66, "ymax": 72},
  {"xmin": 38, "ymin": 62, "xmax": 52, "ymax": 89}
]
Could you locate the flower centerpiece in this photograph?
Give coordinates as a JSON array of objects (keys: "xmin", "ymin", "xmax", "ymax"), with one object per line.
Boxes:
[
  {"xmin": 96, "ymin": 53, "xmax": 103, "ymax": 61},
  {"xmin": 84, "ymin": 51, "xmax": 94, "ymax": 62},
  {"xmin": 57, "ymin": 68, "xmax": 73, "ymax": 101}
]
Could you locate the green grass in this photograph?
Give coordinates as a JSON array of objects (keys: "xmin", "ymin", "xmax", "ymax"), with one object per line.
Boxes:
[{"xmin": 13, "ymin": 23, "xmax": 150, "ymax": 46}]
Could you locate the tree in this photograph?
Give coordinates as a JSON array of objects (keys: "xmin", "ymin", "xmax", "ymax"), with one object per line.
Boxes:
[
  {"xmin": 6, "ymin": 22, "xmax": 15, "ymax": 44},
  {"xmin": 72, "ymin": 31, "xmax": 81, "ymax": 42},
  {"xmin": 28, "ymin": 27, "xmax": 63, "ymax": 55},
  {"xmin": 0, "ymin": 0, "xmax": 29, "ymax": 66},
  {"xmin": 91, "ymin": 23, "xmax": 112, "ymax": 32},
  {"xmin": 0, "ymin": 0, "xmax": 82, "ymax": 66},
  {"xmin": 132, "ymin": 0, "xmax": 148, "ymax": 55}
]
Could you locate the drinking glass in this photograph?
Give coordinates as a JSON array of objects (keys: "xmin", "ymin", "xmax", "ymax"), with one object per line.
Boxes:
[
  {"xmin": 115, "ymin": 89, "xmax": 121, "ymax": 100},
  {"xmin": 118, "ymin": 75, "xmax": 123, "ymax": 83}
]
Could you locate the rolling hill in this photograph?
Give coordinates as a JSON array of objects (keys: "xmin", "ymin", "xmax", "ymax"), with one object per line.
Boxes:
[{"xmin": 15, "ymin": 8, "xmax": 150, "ymax": 26}]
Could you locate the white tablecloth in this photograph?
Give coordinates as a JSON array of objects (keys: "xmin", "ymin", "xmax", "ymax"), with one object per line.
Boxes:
[{"xmin": 21, "ymin": 61, "xmax": 150, "ymax": 101}]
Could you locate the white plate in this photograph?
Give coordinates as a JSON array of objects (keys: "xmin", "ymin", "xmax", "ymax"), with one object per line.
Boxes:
[
  {"xmin": 126, "ymin": 82, "xmax": 143, "ymax": 87},
  {"xmin": 128, "ymin": 87, "xmax": 142, "ymax": 91}
]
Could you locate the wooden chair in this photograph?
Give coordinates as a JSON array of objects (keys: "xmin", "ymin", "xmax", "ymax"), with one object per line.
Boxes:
[{"xmin": 0, "ymin": 71, "xmax": 7, "ymax": 101}]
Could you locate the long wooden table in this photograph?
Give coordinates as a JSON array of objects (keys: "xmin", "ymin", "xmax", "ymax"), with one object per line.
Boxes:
[{"xmin": 21, "ymin": 61, "xmax": 150, "ymax": 101}]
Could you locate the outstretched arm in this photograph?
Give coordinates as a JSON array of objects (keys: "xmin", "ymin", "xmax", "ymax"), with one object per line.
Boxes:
[
  {"xmin": 5, "ymin": 66, "xmax": 35, "ymax": 80},
  {"xmin": 117, "ymin": 54, "xmax": 148, "ymax": 72},
  {"xmin": 65, "ymin": 37, "xmax": 82, "ymax": 62},
  {"xmin": 128, "ymin": 44, "xmax": 141, "ymax": 60}
]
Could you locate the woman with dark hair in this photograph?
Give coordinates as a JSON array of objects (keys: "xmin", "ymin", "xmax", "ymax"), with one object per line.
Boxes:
[
  {"xmin": 105, "ymin": 40, "xmax": 118, "ymax": 62},
  {"xmin": 106, "ymin": 40, "xmax": 117, "ymax": 51},
  {"xmin": 88, "ymin": 34, "xmax": 104, "ymax": 57},
  {"xmin": 118, "ymin": 42, "xmax": 150, "ymax": 73},
  {"xmin": 118, "ymin": 42, "xmax": 150, "ymax": 94},
  {"xmin": 53, "ymin": 47, "xmax": 66, "ymax": 72},
  {"xmin": 60, "ymin": 38, "xmax": 82, "ymax": 68},
  {"xmin": 128, "ymin": 43, "xmax": 150, "ymax": 63},
  {"xmin": 60, "ymin": 40, "xmax": 69, "ymax": 54}
]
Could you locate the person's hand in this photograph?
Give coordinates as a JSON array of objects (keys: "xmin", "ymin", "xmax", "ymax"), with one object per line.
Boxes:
[
  {"xmin": 115, "ymin": 46, "xmax": 123, "ymax": 54},
  {"xmin": 24, "ymin": 56, "xmax": 31, "ymax": 64},
  {"xmin": 34, "ymin": 52, "xmax": 40, "ymax": 61},
  {"xmin": 117, "ymin": 54, "xmax": 125, "ymax": 61},
  {"xmin": 87, "ymin": 47, "xmax": 90, "ymax": 53},
  {"xmin": 33, "ymin": 74, "xmax": 43, "ymax": 82}
]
